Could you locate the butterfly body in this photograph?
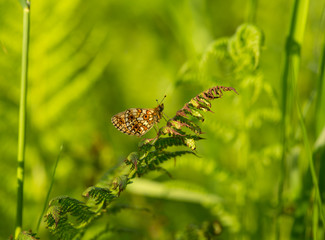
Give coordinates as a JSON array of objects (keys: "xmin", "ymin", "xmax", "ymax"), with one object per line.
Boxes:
[{"xmin": 111, "ymin": 103, "xmax": 164, "ymax": 137}]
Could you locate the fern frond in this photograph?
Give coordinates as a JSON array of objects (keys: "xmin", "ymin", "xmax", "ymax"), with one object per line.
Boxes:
[
  {"xmin": 228, "ymin": 24, "xmax": 263, "ymax": 70},
  {"xmin": 153, "ymin": 135, "xmax": 204, "ymax": 150},
  {"xmin": 172, "ymin": 116, "xmax": 202, "ymax": 134},
  {"xmin": 183, "ymin": 106, "xmax": 205, "ymax": 122},
  {"xmin": 136, "ymin": 85, "xmax": 237, "ymax": 173},
  {"xmin": 83, "ymin": 187, "xmax": 115, "ymax": 205},
  {"xmin": 177, "ymin": 24, "xmax": 263, "ymax": 87},
  {"xmin": 49, "ymin": 196, "xmax": 94, "ymax": 224},
  {"xmin": 173, "ymin": 86, "xmax": 238, "ymax": 122},
  {"xmin": 154, "ymin": 136, "xmax": 187, "ymax": 149},
  {"xmin": 98, "ymin": 163, "xmax": 129, "ymax": 186},
  {"xmin": 159, "ymin": 125, "xmax": 187, "ymax": 136},
  {"xmin": 111, "ymin": 175, "xmax": 132, "ymax": 196},
  {"xmin": 45, "ymin": 85, "xmax": 237, "ymax": 239},
  {"xmin": 149, "ymin": 150, "xmax": 197, "ymax": 165},
  {"xmin": 45, "ymin": 205, "xmax": 61, "ymax": 227},
  {"xmin": 200, "ymin": 37, "xmax": 229, "ymax": 68},
  {"xmin": 45, "ymin": 214, "xmax": 78, "ymax": 240},
  {"xmin": 17, "ymin": 231, "xmax": 40, "ymax": 240},
  {"xmin": 156, "ymin": 86, "xmax": 238, "ymax": 141}
]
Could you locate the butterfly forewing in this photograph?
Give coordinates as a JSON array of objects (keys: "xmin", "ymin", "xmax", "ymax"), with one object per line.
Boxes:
[{"xmin": 111, "ymin": 104, "xmax": 164, "ymax": 137}]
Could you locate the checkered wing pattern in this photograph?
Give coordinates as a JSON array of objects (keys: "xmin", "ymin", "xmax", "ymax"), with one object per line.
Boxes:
[{"xmin": 111, "ymin": 104, "xmax": 164, "ymax": 137}]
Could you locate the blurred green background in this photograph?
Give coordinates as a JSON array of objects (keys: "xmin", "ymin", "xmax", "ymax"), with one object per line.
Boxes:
[{"xmin": 1, "ymin": 0, "xmax": 325, "ymax": 239}]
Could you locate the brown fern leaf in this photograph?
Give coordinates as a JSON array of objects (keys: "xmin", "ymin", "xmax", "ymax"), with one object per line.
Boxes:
[
  {"xmin": 169, "ymin": 86, "xmax": 238, "ymax": 134},
  {"xmin": 139, "ymin": 86, "xmax": 237, "ymax": 162},
  {"xmin": 143, "ymin": 86, "xmax": 238, "ymax": 144}
]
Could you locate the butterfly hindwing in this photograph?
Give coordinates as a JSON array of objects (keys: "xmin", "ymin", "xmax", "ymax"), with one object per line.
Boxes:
[{"xmin": 111, "ymin": 105, "xmax": 164, "ymax": 137}]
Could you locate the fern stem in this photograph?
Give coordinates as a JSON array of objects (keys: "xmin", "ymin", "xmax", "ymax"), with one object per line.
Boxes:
[
  {"xmin": 15, "ymin": 2, "xmax": 30, "ymax": 238},
  {"xmin": 278, "ymin": 0, "xmax": 309, "ymax": 238}
]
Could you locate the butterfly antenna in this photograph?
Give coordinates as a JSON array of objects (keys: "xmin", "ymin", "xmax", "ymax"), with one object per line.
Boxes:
[{"xmin": 159, "ymin": 95, "xmax": 167, "ymax": 104}]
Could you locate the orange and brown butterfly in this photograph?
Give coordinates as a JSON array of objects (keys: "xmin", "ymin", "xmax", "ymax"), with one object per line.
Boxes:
[{"xmin": 111, "ymin": 97, "xmax": 165, "ymax": 137}]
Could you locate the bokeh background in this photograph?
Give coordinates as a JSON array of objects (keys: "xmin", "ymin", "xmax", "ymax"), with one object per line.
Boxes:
[{"xmin": 1, "ymin": 0, "xmax": 325, "ymax": 239}]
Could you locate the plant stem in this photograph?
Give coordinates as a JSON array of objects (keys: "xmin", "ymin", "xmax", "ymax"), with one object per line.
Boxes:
[
  {"xmin": 246, "ymin": 0, "xmax": 257, "ymax": 23},
  {"xmin": 15, "ymin": 2, "xmax": 30, "ymax": 238},
  {"xmin": 312, "ymin": 5, "xmax": 325, "ymax": 239},
  {"xmin": 278, "ymin": 0, "xmax": 309, "ymax": 238},
  {"xmin": 315, "ymin": 13, "xmax": 325, "ymax": 135}
]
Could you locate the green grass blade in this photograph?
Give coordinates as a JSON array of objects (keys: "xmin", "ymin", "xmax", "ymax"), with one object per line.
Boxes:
[
  {"xmin": 128, "ymin": 179, "xmax": 223, "ymax": 205},
  {"xmin": 36, "ymin": 146, "xmax": 63, "ymax": 232},
  {"xmin": 296, "ymin": 103, "xmax": 325, "ymax": 228}
]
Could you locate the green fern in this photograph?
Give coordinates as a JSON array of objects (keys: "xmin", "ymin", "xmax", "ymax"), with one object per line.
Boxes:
[
  {"xmin": 178, "ymin": 23, "xmax": 263, "ymax": 86},
  {"xmin": 153, "ymin": 135, "xmax": 204, "ymax": 151},
  {"xmin": 16, "ymin": 231, "xmax": 40, "ymax": 240},
  {"xmin": 45, "ymin": 214, "xmax": 78, "ymax": 240},
  {"xmin": 47, "ymin": 196, "xmax": 94, "ymax": 224},
  {"xmin": 44, "ymin": 85, "xmax": 237, "ymax": 239},
  {"xmin": 83, "ymin": 187, "xmax": 115, "ymax": 205}
]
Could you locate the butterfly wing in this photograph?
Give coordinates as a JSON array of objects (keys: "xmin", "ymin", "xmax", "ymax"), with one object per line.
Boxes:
[
  {"xmin": 111, "ymin": 108, "xmax": 156, "ymax": 137},
  {"xmin": 111, "ymin": 111, "xmax": 130, "ymax": 135}
]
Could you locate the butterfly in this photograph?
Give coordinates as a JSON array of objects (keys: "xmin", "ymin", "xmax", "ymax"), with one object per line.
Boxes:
[{"xmin": 111, "ymin": 99, "xmax": 165, "ymax": 137}]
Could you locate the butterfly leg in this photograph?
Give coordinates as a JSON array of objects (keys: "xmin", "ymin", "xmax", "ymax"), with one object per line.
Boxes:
[
  {"xmin": 143, "ymin": 125, "xmax": 160, "ymax": 143},
  {"xmin": 162, "ymin": 112, "xmax": 170, "ymax": 122}
]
